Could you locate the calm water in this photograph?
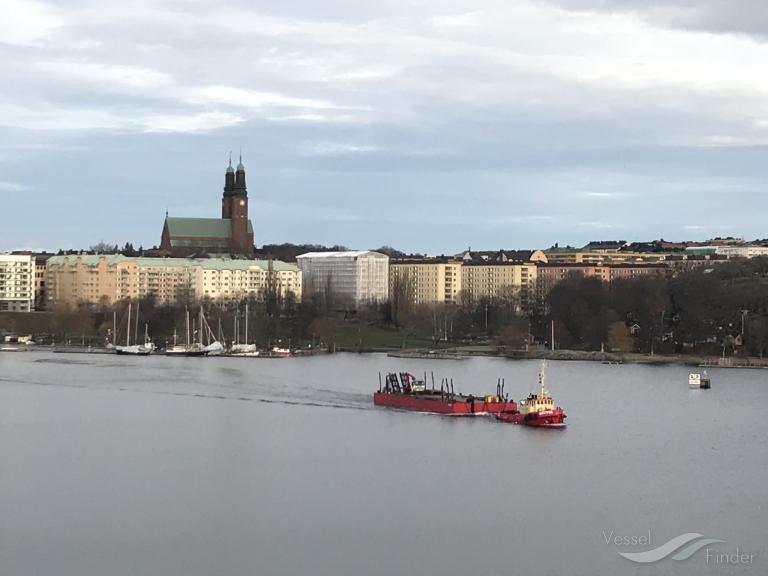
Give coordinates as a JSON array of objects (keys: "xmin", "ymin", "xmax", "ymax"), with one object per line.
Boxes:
[{"xmin": 1, "ymin": 352, "xmax": 766, "ymax": 576}]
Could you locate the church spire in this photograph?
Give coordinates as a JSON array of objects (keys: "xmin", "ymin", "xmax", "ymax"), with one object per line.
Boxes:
[
  {"xmin": 224, "ymin": 151, "xmax": 235, "ymax": 195},
  {"xmin": 234, "ymin": 151, "xmax": 246, "ymax": 193}
]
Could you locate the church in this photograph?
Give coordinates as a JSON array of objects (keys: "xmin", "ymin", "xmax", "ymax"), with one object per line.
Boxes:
[{"xmin": 159, "ymin": 156, "xmax": 255, "ymax": 258}]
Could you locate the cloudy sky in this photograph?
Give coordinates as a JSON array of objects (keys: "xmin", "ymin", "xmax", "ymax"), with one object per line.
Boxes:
[{"xmin": 2, "ymin": 0, "xmax": 767, "ymax": 253}]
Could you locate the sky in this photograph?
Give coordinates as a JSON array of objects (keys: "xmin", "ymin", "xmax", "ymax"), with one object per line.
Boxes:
[{"xmin": 1, "ymin": 0, "xmax": 767, "ymax": 254}]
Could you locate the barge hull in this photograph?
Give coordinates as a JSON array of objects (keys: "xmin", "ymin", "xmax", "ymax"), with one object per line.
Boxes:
[{"xmin": 373, "ymin": 392, "xmax": 513, "ymax": 415}]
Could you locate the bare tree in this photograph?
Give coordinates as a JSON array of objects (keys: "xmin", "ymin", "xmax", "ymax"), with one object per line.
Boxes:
[{"xmin": 389, "ymin": 268, "xmax": 415, "ymax": 328}]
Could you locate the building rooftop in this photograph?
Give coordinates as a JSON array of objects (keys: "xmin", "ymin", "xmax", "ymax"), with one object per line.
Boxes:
[
  {"xmin": 165, "ymin": 217, "xmax": 254, "ymax": 238},
  {"xmin": 297, "ymin": 251, "xmax": 388, "ymax": 259},
  {"xmin": 46, "ymin": 254, "xmax": 297, "ymax": 272}
]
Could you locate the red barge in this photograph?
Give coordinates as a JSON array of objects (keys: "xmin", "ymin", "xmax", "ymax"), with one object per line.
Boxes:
[
  {"xmin": 495, "ymin": 363, "xmax": 566, "ymax": 428},
  {"xmin": 374, "ymin": 372, "xmax": 515, "ymax": 415}
]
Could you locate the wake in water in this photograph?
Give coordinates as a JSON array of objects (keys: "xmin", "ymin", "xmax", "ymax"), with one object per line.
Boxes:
[
  {"xmin": 34, "ymin": 358, "xmax": 92, "ymax": 366},
  {"xmin": 0, "ymin": 374, "xmax": 374, "ymax": 412}
]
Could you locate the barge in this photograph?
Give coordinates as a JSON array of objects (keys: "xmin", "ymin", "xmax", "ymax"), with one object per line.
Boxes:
[{"xmin": 373, "ymin": 372, "xmax": 514, "ymax": 415}]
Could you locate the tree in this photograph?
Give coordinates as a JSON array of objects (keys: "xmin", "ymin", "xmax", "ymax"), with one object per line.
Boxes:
[
  {"xmin": 547, "ymin": 275, "xmax": 609, "ymax": 350},
  {"xmin": 308, "ymin": 318, "xmax": 337, "ymax": 350},
  {"xmin": 371, "ymin": 246, "xmax": 408, "ymax": 258},
  {"xmin": 497, "ymin": 318, "xmax": 530, "ymax": 350},
  {"xmin": 89, "ymin": 241, "xmax": 117, "ymax": 254},
  {"xmin": 389, "ymin": 268, "xmax": 415, "ymax": 329},
  {"xmin": 747, "ymin": 315, "xmax": 768, "ymax": 358},
  {"xmin": 50, "ymin": 302, "xmax": 94, "ymax": 340},
  {"xmin": 607, "ymin": 321, "xmax": 633, "ymax": 353}
]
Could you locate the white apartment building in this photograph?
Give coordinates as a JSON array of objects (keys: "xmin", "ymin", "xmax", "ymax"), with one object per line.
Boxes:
[
  {"xmin": 0, "ymin": 254, "xmax": 35, "ymax": 311},
  {"xmin": 197, "ymin": 260, "xmax": 302, "ymax": 301},
  {"xmin": 716, "ymin": 245, "xmax": 768, "ymax": 258},
  {"xmin": 297, "ymin": 251, "xmax": 389, "ymax": 307}
]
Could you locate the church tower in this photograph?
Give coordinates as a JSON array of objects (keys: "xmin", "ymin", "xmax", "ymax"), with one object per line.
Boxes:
[
  {"xmin": 221, "ymin": 153, "xmax": 254, "ymax": 257},
  {"xmin": 221, "ymin": 155, "xmax": 236, "ymax": 218}
]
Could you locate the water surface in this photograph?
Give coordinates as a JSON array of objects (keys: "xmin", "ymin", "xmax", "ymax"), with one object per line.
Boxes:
[{"xmin": 1, "ymin": 352, "xmax": 766, "ymax": 575}]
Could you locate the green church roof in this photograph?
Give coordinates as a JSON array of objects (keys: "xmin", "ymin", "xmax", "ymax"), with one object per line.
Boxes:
[{"xmin": 165, "ymin": 217, "xmax": 253, "ymax": 238}]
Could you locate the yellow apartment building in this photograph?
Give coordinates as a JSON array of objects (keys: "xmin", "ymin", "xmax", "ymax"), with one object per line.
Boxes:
[
  {"xmin": 389, "ymin": 259, "xmax": 462, "ymax": 305},
  {"xmin": 45, "ymin": 255, "xmax": 301, "ymax": 306},
  {"xmin": 460, "ymin": 262, "xmax": 538, "ymax": 310}
]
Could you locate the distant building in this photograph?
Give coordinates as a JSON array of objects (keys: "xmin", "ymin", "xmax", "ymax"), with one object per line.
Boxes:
[
  {"xmin": 544, "ymin": 248, "xmax": 668, "ymax": 264},
  {"xmin": 581, "ymin": 240, "xmax": 627, "ymax": 253},
  {"xmin": 159, "ymin": 155, "xmax": 254, "ymax": 258},
  {"xmin": 45, "ymin": 255, "xmax": 300, "ymax": 306},
  {"xmin": 456, "ymin": 249, "xmax": 548, "ymax": 264},
  {"xmin": 461, "ymin": 261, "xmax": 538, "ymax": 311},
  {"xmin": 536, "ymin": 263, "xmax": 668, "ymax": 297},
  {"xmin": 714, "ymin": 245, "xmax": 768, "ymax": 258},
  {"xmin": 390, "ymin": 258, "xmax": 463, "ymax": 304},
  {"xmin": 297, "ymin": 251, "xmax": 389, "ymax": 307},
  {"xmin": 0, "ymin": 254, "xmax": 34, "ymax": 311},
  {"xmin": 34, "ymin": 253, "xmax": 53, "ymax": 309}
]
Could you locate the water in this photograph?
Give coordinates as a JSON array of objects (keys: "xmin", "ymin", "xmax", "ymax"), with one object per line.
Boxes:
[{"xmin": 1, "ymin": 352, "xmax": 766, "ymax": 575}]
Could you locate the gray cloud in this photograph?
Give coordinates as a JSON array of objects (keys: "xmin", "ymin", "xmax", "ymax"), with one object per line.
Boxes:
[
  {"xmin": 546, "ymin": 0, "xmax": 768, "ymax": 38},
  {"xmin": 1, "ymin": 0, "xmax": 767, "ymax": 252}
]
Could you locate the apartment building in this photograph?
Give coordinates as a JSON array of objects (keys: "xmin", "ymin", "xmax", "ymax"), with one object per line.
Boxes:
[
  {"xmin": 461, "ymin": 261, "xmax": 538, "ymax": 310},
  {"xmin": 0, "ymin": 254, "xmax": 35, "ymax": 311},
  {"xmin": 536, "ymin": 263, "xmax": 668, "ymax": 296},
  {"xmin": 544, "ymin": 249, "xmax": 670, "ymax": 264},
  {"xmin": 685, "ymin": 245, "xmax": 768, "ymax": 258},
  {"xmin": 45, "ymin": 255, "xmax": 301, "ymax": 306},
  {"xmin": 297, "ymin": 251, "xmax": 389, "ymax": 307},
  {"xmin": 389, "ymin": 258, "xmax": 462, "ymax": 304}
]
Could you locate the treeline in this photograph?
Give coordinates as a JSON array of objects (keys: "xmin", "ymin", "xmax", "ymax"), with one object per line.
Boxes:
[
  {"xmin": 253, "ymin": 243, "xmax": 413, "ymax": 262},
  {"xmin": 55, "ymin": 242, "xmax": 150, "ymax": 257},
  {"xmin": 540, "ymin": 257, "xmax": 768, "ymax": 356},
  {"xmin": 30, "ymin": 257, "xmax": 768, "ymax": 357}
]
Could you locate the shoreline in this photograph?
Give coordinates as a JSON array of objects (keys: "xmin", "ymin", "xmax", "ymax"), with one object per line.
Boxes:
[
  {"xmin": 4, "ymin": 344, "xmax": 767, "ymax": 369},
  {"xmin": 388, "ymin": 347, "xmax": 768, "ymax": 369}
]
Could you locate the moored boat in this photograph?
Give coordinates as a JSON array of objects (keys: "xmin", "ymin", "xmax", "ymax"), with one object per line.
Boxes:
[
  {"xmin": 115, "ymin": 344, "xmax": 151, "ymax": 356},
  {"xmin": 496, "ymin": 362, "xmax": 566, "ymax": 427},
  {"xmin": 689, "ymin": 371, "xmax": 711, "ymax": 389},
  {"xmin": 230, "ymin": 343, "xmax": 260, "ymax": 357},
  {"xmin": 374, "ymin": 372, "xmax": 514, "ymax": 415},
  {"xmin": 114, "ymin": 302, "xmax": 152, "ymax": 356},
  {"xmin": 165, "ymin": 343, "xmax": 206, "ymax": 357}
]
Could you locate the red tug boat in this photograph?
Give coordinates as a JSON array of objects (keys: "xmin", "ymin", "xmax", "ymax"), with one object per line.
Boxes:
[
  {"xmin": 495, "ymin": 362, "xmax": 567, "ymax": 428},
  {"xmin": 374, "ymin": 372, "xmax": 514, "ymax": 416}
]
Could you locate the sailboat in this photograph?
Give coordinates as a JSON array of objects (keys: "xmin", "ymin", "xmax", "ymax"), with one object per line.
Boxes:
[
  {"xmin": 166, "ymin": 308, "xmax": 205, "ymax": 356},
  {"xmin": 115, "ymin": 301, "xmax": 151, "ymax": 356},
  {"xmin": 165, "ymin": 307, "xmax": 223, "ymax": 356},
  {"xmin": 199, "ymin": 307, "xmax": 224, "ymax": 356},
  {"xmin": 230, "ymin": 302, "xmax": 259, "ymax": 356}
]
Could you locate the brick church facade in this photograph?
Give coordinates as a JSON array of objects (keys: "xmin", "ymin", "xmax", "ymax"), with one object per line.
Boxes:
[{"xmin": 159, "ymin": 156, "xmax": 255, "ymax": 258}]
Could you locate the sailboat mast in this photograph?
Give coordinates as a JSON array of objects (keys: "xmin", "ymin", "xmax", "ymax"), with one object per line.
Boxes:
[
  {"xmin": 245, "ymin": 302, "xmax": 249, "ymax": 345},
  {"xmin": 186, "ymin": 307, "xmax": 190, "ymax": 347},
  {"xmin": 127, "ymin": 301, "xmax": 132, "ymax": 346},
  {"xmin": 135, "ymin": 301, "xmax": 140, "ymax": 345},
  {"xmin": 113, "ymin": 310, "xmax": 116, "ymax": 346},
  {"xmin": 551, "ymin": 320, "xmax": 555, "ymax": 352}
]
